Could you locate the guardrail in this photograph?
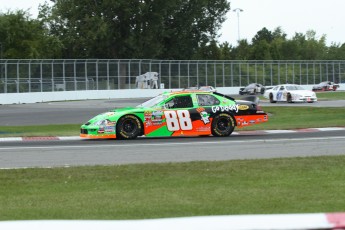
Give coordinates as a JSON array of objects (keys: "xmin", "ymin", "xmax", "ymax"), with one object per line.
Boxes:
[
  {"xmin": 1, "ymin": 84, "xmax": 344, "ymax": 105},
  {"xmin": 1, "ymin": 59, "xmax": 344, "ymax": 94}
]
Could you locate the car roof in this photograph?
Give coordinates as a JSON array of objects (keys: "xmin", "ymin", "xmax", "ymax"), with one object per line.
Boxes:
[
  {"xmin": 162, "ymin": 90, "xmax": 235, "ymax": 100},
  {"xmin": 163, "ymin": 90, "xmax": 210, "ymax": 96},
  {"xmin": 276, "ymin": 84, "xmax": 299, "ymax": 87}
]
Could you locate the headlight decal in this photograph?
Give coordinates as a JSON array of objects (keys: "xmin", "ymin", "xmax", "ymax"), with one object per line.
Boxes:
[{"xmin": 93, "ymin": 119, "xmax": 116, "ymax": 134}]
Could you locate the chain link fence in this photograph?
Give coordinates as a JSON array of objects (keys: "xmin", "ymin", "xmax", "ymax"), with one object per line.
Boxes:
[{"xmin": 0, "ymin": 59, "xmax": 344, "ymax": 93}]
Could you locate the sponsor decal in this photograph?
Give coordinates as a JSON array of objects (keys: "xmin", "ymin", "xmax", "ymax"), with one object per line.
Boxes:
[
  {"xmin": 152, "ymin": 110, "xmax": 163, "ymax": 118},
  {"xmin": 238, "ymin": 104, "xmax": 249, "ymax": 110},
  {"xmin": 152, "ymin": 110, "xmax": 163, "ymax": 125},
  {"xmin": 97, "ymin": 119, "xmax": 116, "ymax": 133},
  {"xmin": 145, "ymin": 110, "xmax": 163, "ymax": 126},
  {"xmin": 196, "ymin": 126, "xmax": 211, "ymax": 132},
  {"xmin": 106, "ymin": 120, "xmax": 116, "ymax": 126},
  {"xmin": 144, "ymin": 111, "xmax": 153, "ymax": 127},
  {"xmin": 211, "ymin": 104, "xmax": 239, "ymax": 113},
  {"xmin": 144, "ymin": 111, "xmax": 152, "ymax": 119},
  {"xmin": 105, "ymin": 112, "xmax": 115, "ymax": 116},
  {"xmin": 105, "ymin": 126, "xmax": 115, "ymax": 133},
  {"xmin": 196, "ymin": 107, "xmax": 210, "ymax": 125}
]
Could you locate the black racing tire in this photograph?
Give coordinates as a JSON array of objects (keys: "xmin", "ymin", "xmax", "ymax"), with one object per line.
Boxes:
[
  {"xmin": 269, "ymin": 93, "xmax": 276, "ymax": 103},
  {"xmin": 116, "ymin": 115, "xmax": 142, "ymax": 139},
  {"xmin": 211, "ymin": 113, "xmax": 235, "ymax": 137}
]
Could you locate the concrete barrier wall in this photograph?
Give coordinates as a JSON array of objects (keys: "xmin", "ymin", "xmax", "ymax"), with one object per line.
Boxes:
[
  {"xmin": 1, "ymin": 84, "xmax": 344, "ymax": 105},
  {"xmin": 0, "ymin": 87, "xmax": 240, "ymax": 104}
]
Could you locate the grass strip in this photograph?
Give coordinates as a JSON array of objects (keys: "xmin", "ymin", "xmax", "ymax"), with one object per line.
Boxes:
[
  {"xmin": 241, "ymin": 106, "xmax": 345, "ymax": 130},
  {"xmin": 0, "ymin": 124, "xmax": 80, "ymax": 137},
  {"xmin": 1, "ymin": 155, "xmax": 345, "ymax": 220},
  {"xmin": 315, "ymin": 91, "xmax": 345, "ymax": 100}
]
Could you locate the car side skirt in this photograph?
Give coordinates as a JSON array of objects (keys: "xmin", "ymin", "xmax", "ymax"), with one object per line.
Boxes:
[
  {"xmin": 235, "ymin": 114, "xmax": 268, "ymax": 128},
  {"xmin": 80, "ymin": 133, "xmax": 116, "ymax": 139}
]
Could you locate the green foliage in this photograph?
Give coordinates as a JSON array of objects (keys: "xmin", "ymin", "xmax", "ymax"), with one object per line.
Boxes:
[
  {"xmin": 1, "ymin": 2, "xmax": 345, "ymax": 60},
  {"xmin": 38, "ymin": 0, "xmax": 230, "ymax": 59},
  {"xmin": 0, "ymin": 10, "xmax": 62, "ymax": 58},
  {"xmin": 229, "ymin": 27, "xmax": 336, "ymax": 60}
]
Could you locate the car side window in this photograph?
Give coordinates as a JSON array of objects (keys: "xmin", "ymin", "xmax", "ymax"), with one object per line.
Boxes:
[
  {"xmin": 165, "ymin": 95, "xmax": 193, "ymax": 109},
  {"xmin": 197, "ymin": 94, "xmax": 220, "ymax": 106},
  {"xmin": 280, "ymin": 86, "xmax": 285, "ymax": 90}
]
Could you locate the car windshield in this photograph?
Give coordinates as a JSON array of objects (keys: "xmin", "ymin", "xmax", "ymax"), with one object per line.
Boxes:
[
  {"xmin": 136, "ymin": 94, "xmax": 168, "ymax": 108},
  {"xmin": 286, "ymin": 85, "xmax": 305, "ymax": 90}
]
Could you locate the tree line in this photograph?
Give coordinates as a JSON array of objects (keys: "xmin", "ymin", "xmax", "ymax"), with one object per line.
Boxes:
[{"xmin": 0, "ymin": 0, "xmax": 344, "ymax": 60}]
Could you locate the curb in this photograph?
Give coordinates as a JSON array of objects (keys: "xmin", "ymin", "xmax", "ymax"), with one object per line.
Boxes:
[
  {"xmin": 0, "ymin": 212, "xmax": 345, "ymax": 229},
  {"xmin": 1, "ymin": 127, "xmax": 345, "ymax": 142}
]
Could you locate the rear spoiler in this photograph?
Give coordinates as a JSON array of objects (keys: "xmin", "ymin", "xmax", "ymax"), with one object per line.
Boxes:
[
  {"xmin": 237, "ymin": 95, "xmax": 260, "ymax": 104},
  {"xmin": 213, "ymin": 92, "xmax": 259, "ymax": 104}
]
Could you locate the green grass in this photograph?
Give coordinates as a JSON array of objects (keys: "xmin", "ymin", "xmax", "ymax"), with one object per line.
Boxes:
[
  {"xmin": 1, "ymin": 155, "xmax": 345, "ymax": 220},
  {"xmin": 0, "ymin": 124, "xmax": 80, "ymax": 137},
  {"xmin": 315, "ymin": 91, "xmax": 345, "ymax": 100},
  {"xmin": 1, "ymin": 94, "xmax": 344, "ymax": 220},
  {"xmin": 241, "ymin": 106, "xmax": 345, "ymax": 131},
  {"xmin": 1, "ymin": 107, "xmax": 344, "ymax": 137}
]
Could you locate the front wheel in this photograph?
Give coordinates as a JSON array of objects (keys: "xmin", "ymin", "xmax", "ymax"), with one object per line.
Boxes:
[
  {"xmin": 116, "ymin": 115, "xmax": 142, "ymax": 139},
  {"xmin": 269, "ymin": 93, "xmax": 276, "ymax": 103},
  {"xmin": 211, "ymin": 113, "xmax": 235, "ymax": 137}
]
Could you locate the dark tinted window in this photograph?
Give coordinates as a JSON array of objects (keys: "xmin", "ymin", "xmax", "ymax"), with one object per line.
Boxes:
[
  {"xmin": 197, "ymin": 94, "xmax": 220, "ymax": 106},
  {"xmin": 165, "ymin": 95, "xmax": 193, "ymax": 109}
]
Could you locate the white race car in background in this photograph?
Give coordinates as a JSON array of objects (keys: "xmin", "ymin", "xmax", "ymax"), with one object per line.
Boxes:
[{"xmin": 264, "ymin": 84, "xmax": 317, "ymax": 103}]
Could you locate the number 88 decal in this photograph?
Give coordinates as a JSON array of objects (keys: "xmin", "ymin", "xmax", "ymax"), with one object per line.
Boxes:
[{"xmin": 164, "ymin": 110, "xmax": 193, "ymax": 131}]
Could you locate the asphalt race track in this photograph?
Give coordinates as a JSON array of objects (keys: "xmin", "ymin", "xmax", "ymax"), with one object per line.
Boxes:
[
  {"xmin": 0, "ymin": 130, "xmax": 345, "ymax": 169},
  {"xmin": 0, "ymin": 98, "xmax": 345, "ymax": 169},
  {"xmin": 1, "ymin": 98, "xmax": 345, "ymax": 126}
]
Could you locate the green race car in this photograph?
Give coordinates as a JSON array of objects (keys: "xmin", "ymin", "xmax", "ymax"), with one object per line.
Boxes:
[{"xmin": 80, "ymin": 90, "xmax": 268, "ymax": 139}]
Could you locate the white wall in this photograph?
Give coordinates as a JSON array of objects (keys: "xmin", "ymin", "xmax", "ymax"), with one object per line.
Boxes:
[
  {"xmin": 0, "ymin": 87, "xmax": 242, "ymax": 105},
  {"xmin": 1, "ymin": 85, "xmax": 344, "ymax": 105}
]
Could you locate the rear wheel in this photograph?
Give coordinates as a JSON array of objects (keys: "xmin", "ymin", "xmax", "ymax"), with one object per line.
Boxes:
[
  {"xmin": 287, "ymin": 93, "xmax": 293, "ymax": 103},
  {"xmin": 116, "ymin": 115, "xmax": 142, "ymax": 139},
  {"xmin": 211, "ymin": 113, "xmax": 235, "ymax": 137}
]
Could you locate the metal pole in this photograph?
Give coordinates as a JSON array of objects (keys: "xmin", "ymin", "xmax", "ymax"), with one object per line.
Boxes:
[{"xmin": 233, "ymin": 8, "xmax": 243, "ymax": 41}]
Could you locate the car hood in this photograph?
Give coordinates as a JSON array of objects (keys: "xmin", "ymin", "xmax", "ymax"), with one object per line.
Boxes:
[{"xmin": 86, "ymin": 107, "xmax": 138, "ymax": 124}]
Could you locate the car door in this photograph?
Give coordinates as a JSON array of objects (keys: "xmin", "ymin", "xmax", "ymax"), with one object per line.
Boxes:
[
  {"xmin": 276, "ymin": 85, "xmax": 286, "ymax": 101},
  {"xmin": 162, "ymin": 94, "xmax": 198, "ymax": 136}
]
